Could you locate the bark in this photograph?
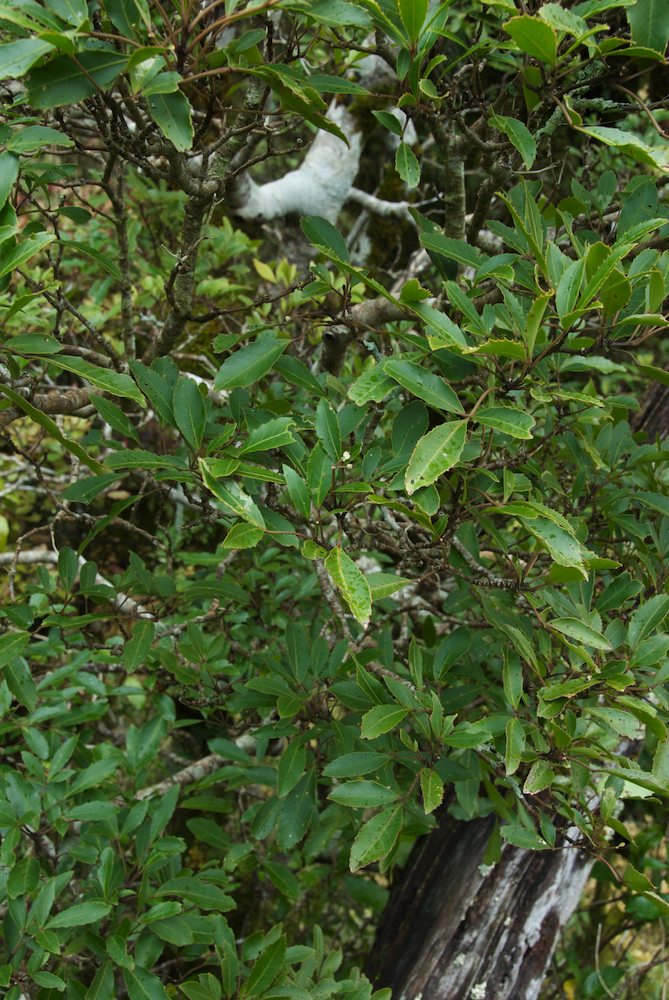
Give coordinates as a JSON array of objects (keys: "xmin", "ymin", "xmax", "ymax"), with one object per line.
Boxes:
[
  {"xmin": 366, "ymin": 812, "xmax": 593, "ymax": 1000},
  {"xmin": 632, "ymin": 373, "xmax": 669, "ymax": 439}
]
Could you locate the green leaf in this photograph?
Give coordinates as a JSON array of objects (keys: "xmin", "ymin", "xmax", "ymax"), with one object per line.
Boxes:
[
  {"xmin": 0, "ymin": 630, "xmax": 30, "ymax": 669},
  {"xmin": 0, "ymin": 382, "xmax": 106, "ymax": 474},
  {"xmin": 124, "ymin": 620, "xmax": 155, "ymax": 671},
  {"xmin": 504, "ymin": 15, "xmax": 558, "ymax": 65},
  {"xmin": 576, "ymin": 126, "xmax": 668, "ymax": 169},
  {"xmin": 4, "ymin": 334, "xmax": 61, "ymax": 355},
  {"xmin": 263, "ymin": 862, "xmax": 300, "ymax": 903},
  {"xmin": 7, "ymin": 125, "xmax": 73, "ymax": 153},
  {"xmin": 222, "ymin": 523, "xmax": 264, "ymax": 549},
  {"xmin": 475, "ymin": 406, "xmax": 535, "ymax": 439},
  {"xmin": 46, "ymin": 901, "xmax": 112, "ymax": 929},
  {"xmin": 300, "ymin": 215, "xmax": 349, "ymax": 260},
  {"xmin": 404, "ymin": 420, "xmax": 467, "ymax": 495},
  {"xmin": 489, "ymin": 113, "xmax": 537, "ymax": 169},
  {"xmin": 419, "ymin": 768, "xmax": 444, "ymax": 814},
  {"xmin": 315, "ymin": 398, "xmax": 342, "ymax": 460},
  {"xmin": 525, "ymin": 518, "xmax": 591, "ymax": 578},
  {"xmin": 46, "ymin": 355, "xmax": 144, "ymax": 404},
  {"xmin": 60, "ymin": 238, "xmax": 121, "ymax": 278},
  {"xmin": 282, "ymin": 465, "xmax": 311, "ymax": 518},
  {"xmin": 367, "ymin": 572, "xmax": 411, "ymax": 599},
  {"xmin": 328, "ymin": 780, "xmax": 398, "ymax": 808},
  {"xmin": 122, "ymin": 967, "xmax": 170, "ymax": 1000},
  {"xmin": 85, "ymin": 962, "xmax": 115, "ymax": 999},
  {"xmin": 0, "ymin": 232, "xmax": 55, "ymax": 278},
  {"xmin": 395, "ymin": 142, "xmax": 420, "ymax": 188},
  {"xmin": 324, "ymin": 547, "xmax": 372, "ymax": 627},
  {"xmin": 348, "ymin": 365, "xmax": 396, "ymax": 404},
  {"xmin": 67, "ymin": 759, "xmax": 118, "ymax": 797},
  {"xmin": 147, "ymin": 90, "xmax": 194, "ymax": 151},
  {"xmin": 384, "ymin": 359, "xmax": 464, "ymax": 414},
  {"xmin": 500, "ymin": 824, "xmax": 547, "ymax": 849},
  {"xmin": 47, "ymin": 0, "xmax": 88, "ymax": 26},
  {"xmin": 627, "ymin": 0, "xmax": 669, "ymax": 53},
  {"xmin": 27, "ymin": 48, "xmax": 129, "ymax": 109},
  {"xmin": 361, "ymin": 705, "xmax": 409, "ymax": 739},
  {"xmin": 89, "ymin": 394, "xmax": 140, "ymax": 444},
  {"xmin": 349, "ymin": 805, "xmax": 403, "ymax": 872},
  {"xmin": 213, "ymin": 334, "xmax": 287, "ymax": 390},
  {"xmin": 323, "ymin": 752, "xmax": 390, "ymax": 778},
  {"xmin": 0, "ymin": 39, "xmax": 53, "ymax": 82},
  {"xmin": 240, "ymin": 417, "xmax": 295, "ymax": 454},
  {"xmin": 397, "ymin": 0, "xmax": 428, "ymax": 41},
  {"xmin": 371, "ymin": 110, "xmax": 403, "ymax": 136},
  {"xmin": 0, "ymin": 151, "xmax": 18, "ymax": 208},
  {"xmin": 277, "ymin": 739, "xmax": 307, "ymax": 798},
  {"xmin": 550, "ymin": 617, "xmax": 611, "ymax": 650},
  {"xmin": 523, "ymin": 760, "xmax": 555, "ymax": 794},
  {"xmin": 628, "ymin": 596, "xmax": 669, "ymax": 648},
  {"xmin": 173, "ymin": 375, "xmax": 206, "ymax": 452},
  {"xmin": 243, "ymin": 935, "xmax": 286, "ymax": 997},
  {"xmin": 505, "ymin": 718, "xmax": 525, "ymax": 775},
  {"xmin": 540, "ymin": 3, "xmax": 588, "ymax": 36},
  {"xmin": 417, "ymin": 232, "xmax": 482, "ymax": 270},
  {"xmin": 199, "ymin": 461, "xmax": 266, "ymax": 528}
]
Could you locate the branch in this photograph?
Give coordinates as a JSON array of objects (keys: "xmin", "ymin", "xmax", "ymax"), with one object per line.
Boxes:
[{"xmin": 135, "ymin": 752, "xmax": 225, "ymax": 800}]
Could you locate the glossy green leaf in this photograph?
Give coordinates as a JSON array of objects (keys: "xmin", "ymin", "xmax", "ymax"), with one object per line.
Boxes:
[
  {"xmin": 213, "ymin": 334, "xmax": 287, "ymax": 390},
  {"xmin": 550, "ymin": 617, "xmax": 611, "ymax": 650},
  {"xmin": 147, "ymin": 90, "xmax": 194, "ymax": 151},
  {"xmin": 27, "ymin": 48, "xmax": 129, "ymax": 108},
  {"xmin": 384, "ymin": 359, "xmax": 464, "ymax": 414},
  {"xmin": 404, "ymin": 420, "xmax": 467, "ymax": 495},
  {"xmin": 173, "ymin": 375, "xmax": 206, "ymax": 452},
  {"xmin": 328, "ymin": 780, "xmax": 398, "ymax": 808},
  {"xmin": 324, "ymin": 547, "xmax": 372, "ymax": 626},
  {"xmin": 395, "ymin": 142, "xmax": 420, "ymax": 188},
  {"xmin": 0, "ymin": 39, "xmax": 53, "ymax": 82},
  {"xmin": 504, "ymin": 15, "xmax": 557, "ymax": 65},
  {"xmin": 475, "ymin": 406, "xmax": 535, "ymax": 439},
  {"xmin": 489, "ymin": 113, "xmax": 537, "ymax": 169},
  {"xmin": 349, "ymin": 805, "xmax": 403, "ymax": 872},
  {"xmin": 361, "ymin": 705, "xmax": 409, "ymax": 739},
  {"xmin": 419, "ymin": 768, "xmax": 444, "ymax": 814}
]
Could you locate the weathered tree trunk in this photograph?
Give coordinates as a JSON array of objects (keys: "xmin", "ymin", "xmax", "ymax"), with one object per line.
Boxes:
[
  {"xmin": 632, "ymin": 377, "xmax": 669, "ymax": 439},
  {"xmin": 366, "ymin": 812, "xmax": 593, "ymax": 1000}
]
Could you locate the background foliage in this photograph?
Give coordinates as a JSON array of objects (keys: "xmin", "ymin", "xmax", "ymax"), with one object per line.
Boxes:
[{"xmin": 0, "ymin": 0, "xmax": 668, "ymax": 997}]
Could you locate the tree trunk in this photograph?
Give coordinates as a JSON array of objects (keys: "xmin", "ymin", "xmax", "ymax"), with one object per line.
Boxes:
[
  {"xmin": 366, "ymin": 812, "xmax": 593, "ymax": 1000},
  {"xmin": 632, "ymin": 376, "xmax": 669, "ymax": 439}
]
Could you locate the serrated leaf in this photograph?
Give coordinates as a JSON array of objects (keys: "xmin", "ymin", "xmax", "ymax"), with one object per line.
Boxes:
[
  {"xmin": 46, "ymin": 355, "xmax": 144, "ymax": 404},
  {"xmin": 490, "ymin": 113, "xmax": 537, "ymax": 169},
  {"xmin": 476, "ymin": 403, "xmax": 536, "ymax": 439},
  {"xmin": 300, "ymin": 215, "xmax": 349, "ymax": 260},
  {"xmin": 222, "ymin": 523, "xmax": 264, "ymax": 549},
  {"xmin": 147, "ymin": 90, "xmax": 193, "ymax": 150},
  {"xmin": 324, "ymin": 547, "xmax": 372, "ymax": 626},
  {"xmin": 240, "ymin": 417, "xmax": 295, "ymax": 454},
  {"xmin": 46, "ymin": 901, "xmax": 112, "ymax": 929},
  {"xmin": 173, "ymin": 375, "xmax": 206, "ymax": 452},
  {"xmin": 628, "ymin": 595, "xmax": 669, "ymax": 648},
  {"xmin": 349, "ymin": 805, "xmax": 403, "ymax": 871},
  {"xmin": 328, "ymin": 779, "xmax": 398, "ymax": 808},
  {"xmin": 122, "ymin": 967, "xmax": 170, "ymax": 1000},
  {"xmin": 199, "ymin": 460, "xmax": 265, "ymax": 527},
  {"xmin": 384, "ymin": 359, "xmax": 463, "ymax": 414},
  {"xmin": 395, "ymin": 142, "xmax": 420, "ymax": 188},
  {"xmin": 505, "ymin": 717, "xmax": 525, "ymax": 775},
  {"xmin": 523, "ymin": 760, "xmax": 555, "ymax": 794},
  {"xmin": 360, "ymin": 705, "xmax": 409, "ymax": 739},
  {"xmin": 550, "ymin": 617, "xmax": 611, "ymax": 650},
  {"xmin": 419, "ymin": 768, "xmax": 444, "ymax": 814},
  {"xmin": 213, "ymin": 334, "xmax": 287, "ymax": 390},
  {"xmin": 404, "ymin": 420, "xmax": 467, "ymax": 495},
  {"xmin": 504, "ymin": 14, "xmax": 557, "ymax": 65}
]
